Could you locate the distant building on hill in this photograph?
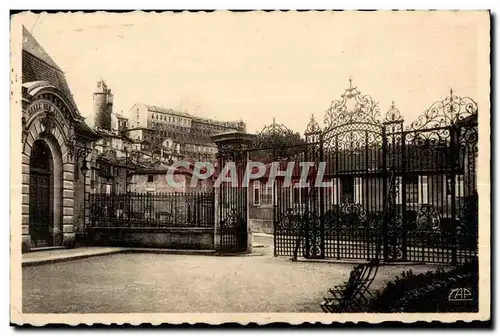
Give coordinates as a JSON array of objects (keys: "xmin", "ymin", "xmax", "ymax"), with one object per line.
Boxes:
[{"xmin": 123, "ymin": 103, "xmax": 246, "ymax": 161}]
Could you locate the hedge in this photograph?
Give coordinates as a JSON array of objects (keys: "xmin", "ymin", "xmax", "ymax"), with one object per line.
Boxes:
[{"xmin": 368, "ymin": 258, "xmax": 478, "ymax": 313}]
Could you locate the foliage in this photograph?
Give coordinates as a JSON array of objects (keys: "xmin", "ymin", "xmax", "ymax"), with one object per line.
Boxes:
[
  {"xmin": 368, "ymin": 258, "xmax": 478, "ymax": 313},
  {"xmin": 250, "ymin": 130, "xmax": 306, "ymax": 163}
]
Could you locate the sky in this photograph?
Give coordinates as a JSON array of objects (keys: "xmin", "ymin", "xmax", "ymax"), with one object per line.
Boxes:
[{"xmin": 14, "ymin": 11, "xmax": 484, "ymax": 134}]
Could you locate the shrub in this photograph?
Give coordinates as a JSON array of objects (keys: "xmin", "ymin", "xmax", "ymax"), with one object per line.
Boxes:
[{"xmin": 368, "ymin": 258, "xmax": 478, "ymax": 313}]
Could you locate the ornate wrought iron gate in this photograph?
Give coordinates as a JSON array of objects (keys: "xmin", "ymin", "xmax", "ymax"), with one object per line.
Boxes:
[
  {"xmin": 271, "ymin": 84, "xmax": 478, "ymax": 264},
  {"xmin": 219, "ymin": 183, "xmax": 248, "ymax": 254},
  {"xmin": 216, "ymin": 141, "xmax": 250, "ymax": 254}
]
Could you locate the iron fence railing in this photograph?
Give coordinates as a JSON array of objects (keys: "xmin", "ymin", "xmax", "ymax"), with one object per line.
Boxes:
[{"xmin": 89, "ymin": 192, "xmax": 215, "ymax": 228}]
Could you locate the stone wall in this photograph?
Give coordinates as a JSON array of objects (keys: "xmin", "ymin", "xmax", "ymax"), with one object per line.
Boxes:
[
  {"xmin": 130, "ymin": 173, "xmax": 187, "ymax": 193},
  {"xmin": 130, "ymin": 172, "xmax": 213, "ymax": 194},
  {"xmin": 249, "ymin": 204, "xmax": 273, "ymax": 234},
  {"xmin": 90, "ymin": 227, "xmax": 214, "ymax": 250}
]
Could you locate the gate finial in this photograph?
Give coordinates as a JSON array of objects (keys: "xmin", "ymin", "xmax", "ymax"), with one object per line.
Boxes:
[
  {"xmin": 384, "ymin": 100, "xmax": 403, "ymax": 124},
  {"xmin": 305, "ymin": 113, "xmax": 321, "ymax": 134}
]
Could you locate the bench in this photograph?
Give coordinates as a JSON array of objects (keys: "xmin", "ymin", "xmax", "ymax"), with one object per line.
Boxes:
[{"xmin": 320, "ymin": 259, "xmax": 379, "ymax": 313}]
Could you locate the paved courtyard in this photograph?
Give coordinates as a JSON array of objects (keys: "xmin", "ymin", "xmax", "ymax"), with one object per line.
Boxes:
[{"xmin": 23, "ymin": 236, "xmax": 443, "ymax": 313}]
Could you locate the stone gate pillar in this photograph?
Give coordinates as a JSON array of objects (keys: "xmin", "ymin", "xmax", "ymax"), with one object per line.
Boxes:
[{"xmin": 211, "ymin": 131, "xmax": 256, "ymax": 254}]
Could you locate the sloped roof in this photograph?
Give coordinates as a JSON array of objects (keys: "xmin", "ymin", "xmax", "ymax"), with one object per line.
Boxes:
[
  {"xmin": 75, "ymin": 120, "xmax": 100, "ymax": 140},
  {"xmin": 22, "ymin": 26, "xmax": 61, "ymax": 70},
  {"xmin": 22, "ymin": 26, "xmax": 79, "ymax": 113},
  {"xmin": 137, "ymin": 103, "xmax": 244, "ymax": 128},
  {"xmin": 142, "ymin": 104, "xmax": 192, "ymax": 118}
]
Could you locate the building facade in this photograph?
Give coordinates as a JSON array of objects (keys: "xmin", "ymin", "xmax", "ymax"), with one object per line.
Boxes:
[
  {"xmin": 116, "ymin": 112, "xmax": 129, "ymax": 131},
  {"xmin": 21, "ymin": 26, "xmax": 100, "ymax": 252},
  {"xmin": 129, "ymin": 166, "xmax": 213, "ymax": 194},
  {"xmin": 123, "ymin": 103, "xmax": 246, "ymax": 161}
]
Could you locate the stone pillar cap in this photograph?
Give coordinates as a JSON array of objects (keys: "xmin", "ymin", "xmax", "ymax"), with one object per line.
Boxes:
[{"xmin": 210, "ymin": 131, "xmax": 256, "ymax": 145}]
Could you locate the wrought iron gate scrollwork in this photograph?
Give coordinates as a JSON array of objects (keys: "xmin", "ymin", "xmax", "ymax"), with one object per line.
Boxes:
[
  {"xmin": 264, "ymin": 81, "xmax": 478, "ymax": 264},
  {"xmin": 215, "ymin": 134, "xmax": 253, "ymax": 255},
  {"xmin": 386, "ymin": 213, "xmax": 404, "ymax": 261},
  {"xmin": 304, "ymin": 210, "xmax": 322, "ymax": 258},
  {"xmin": 276, "ymin": 208, "xmax": 302, "ymax": 230},
  {"xmin": 339, "ymin": 200, "xmax": 367, "ymax": 229}
]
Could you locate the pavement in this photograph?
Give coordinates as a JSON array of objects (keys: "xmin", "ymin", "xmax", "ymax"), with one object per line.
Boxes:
[
  {"xmin": 22, "ymin": 247, "xmax": 126, "ymax": 266},
  {"xmin": 22, "ymin": 233, "xmax": 443, "ymax": 313},
  {"xmin": 22, "ymin": 234, "xmax": 274, "ymax": 266}
]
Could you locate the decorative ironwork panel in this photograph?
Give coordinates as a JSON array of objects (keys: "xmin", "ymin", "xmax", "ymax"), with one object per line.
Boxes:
[
  {"xmin": 219, "ymin": 184, "xmax": 248, "ymax": 254},
  {"xmin": 250, "ymin": 118, "xmax": 306, "ymax": 162},
  {"xmin": 262, "ymin": 86, "xmax": 478, "ymax": 265},
  {"xmin": 217, "ymin": 140, "xmax": 249, "ymax": 254},
  {"xmin": 406, "ymin": 90, "xmax": 478, "ymax": 131},
  {"xmin": 324, "ymin": 79, "xmax": 382, "ymax": 132}
]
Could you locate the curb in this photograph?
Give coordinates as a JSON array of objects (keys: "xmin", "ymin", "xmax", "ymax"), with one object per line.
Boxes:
[
  {"xmin": 22, "ymin": 249, "xmax": 125, "ymax": 267},
  {"xmin": 252, "ymin": 233, "xmax": 274, "ymax": 238},
  {"xmin": 124, "ymin": 248, "xmax": 216, "ymax": 256},
  {"xmin": 22, "ymin": 248, "xmax": 232, "ymax": 266}
]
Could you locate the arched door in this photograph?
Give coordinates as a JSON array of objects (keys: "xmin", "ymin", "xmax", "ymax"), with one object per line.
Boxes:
[{"xmin": 29, "ymin": 140, "xmax": 53, "ymax": 247}]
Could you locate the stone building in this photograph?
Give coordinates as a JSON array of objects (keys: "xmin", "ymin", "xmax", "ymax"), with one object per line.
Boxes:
[
  {"xmin": 116, "ymin": 112, "xmax": 129, "ymax": 131},
  {"xmin": 89, "ymin": 80, "xmax": 183, "ymax": 195},
  {"xmin": 123, "ymin": 103, "xmax": 246, "ymax": 161},
  {"xmin": 129, "ymin": 163, "xmax": 213, "ymax": 194},
  {"xmin": 20, "ymin": 26, "xmax": 100, "ymax": 252},
  {"xmin": 93, "ymin": 79, "xmax": 113, "ymax": 130}
]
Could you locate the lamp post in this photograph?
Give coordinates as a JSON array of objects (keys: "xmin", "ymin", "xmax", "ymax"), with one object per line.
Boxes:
[
  {"xmin": 73, "ymin": 143, "xmax": 93, "ymax": 244},
  {"xmin": 80, "ymin": 156, "xmax": 89, "ymax": 239},
  {"xmin": 125, "ymin": 146, "xmax": 129, "ymax": 193}
]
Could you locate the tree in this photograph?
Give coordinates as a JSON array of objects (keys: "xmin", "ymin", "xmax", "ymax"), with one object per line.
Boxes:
[{"xmin": 250, "ymin": 121, "xmax": 306, "ymax": 162}]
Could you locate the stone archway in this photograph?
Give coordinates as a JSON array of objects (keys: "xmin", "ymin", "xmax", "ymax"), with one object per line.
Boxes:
[
  {"xmin": 22, "ymin": 90, "xmax": 76, "ymax": 252},
  {"xmin": 25, "ymin": 134, "xmax": 64, "ymax": 249},
  {"xmin": 29, "ymin": 140, "xmax": 54, "ymax": 247}
]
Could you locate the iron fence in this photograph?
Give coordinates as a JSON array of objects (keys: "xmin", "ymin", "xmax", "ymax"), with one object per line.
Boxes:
[
  {"xmin": 259, "ymin": 85, "xmax": 479, "ymax": 265},
  {"xmin": 89, "ymin": 192, "xmax": 215, "ymax": 228}
]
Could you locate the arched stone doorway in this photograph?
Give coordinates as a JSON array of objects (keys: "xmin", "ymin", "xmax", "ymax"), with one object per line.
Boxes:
[
  {"xmin": 22, "ymin": 82, "xmax": 94, "ymax": 252},
  {"xmin": 29, "ymin": 140, "xmax": 53, "ymax": 247},
  {"xmin": 25, "ymin": 132, "xmax": 64, "ymax": 250}
]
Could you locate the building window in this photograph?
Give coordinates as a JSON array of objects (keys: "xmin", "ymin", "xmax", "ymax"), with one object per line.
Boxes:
[
  {"xmin": 405, "ymin": 175, "xmax": 419, "ymax": 204},
  {"xmin": 261, "ymin": 183, "xmax": 274, "ymax": 206},
  {"xmin": 340, "ymin": 176, "xmax": 354, "ymax": 203},
  {"xmin": 418, "ymin": 175, "xmax": 429, "ymax": 204},
  {"xmin": 253, "ymin": 181, "xmax": 260, "ymax": 206},
  {"xmin": 147, "ymin": 174, "xmax": 154, "ymax": 183}
]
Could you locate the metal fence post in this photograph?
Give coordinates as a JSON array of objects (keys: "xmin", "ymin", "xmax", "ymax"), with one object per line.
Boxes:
[
  {"xmin": 450, "ymin": 126, "xmax": 458, "ymax": 265},
  {"xmin": 319, "ymin": 133, "xmax": 325, "ymax": 259},
  {"xmin": 381, "ymin": 126, "xmax": 388, "ymax": 262}
]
